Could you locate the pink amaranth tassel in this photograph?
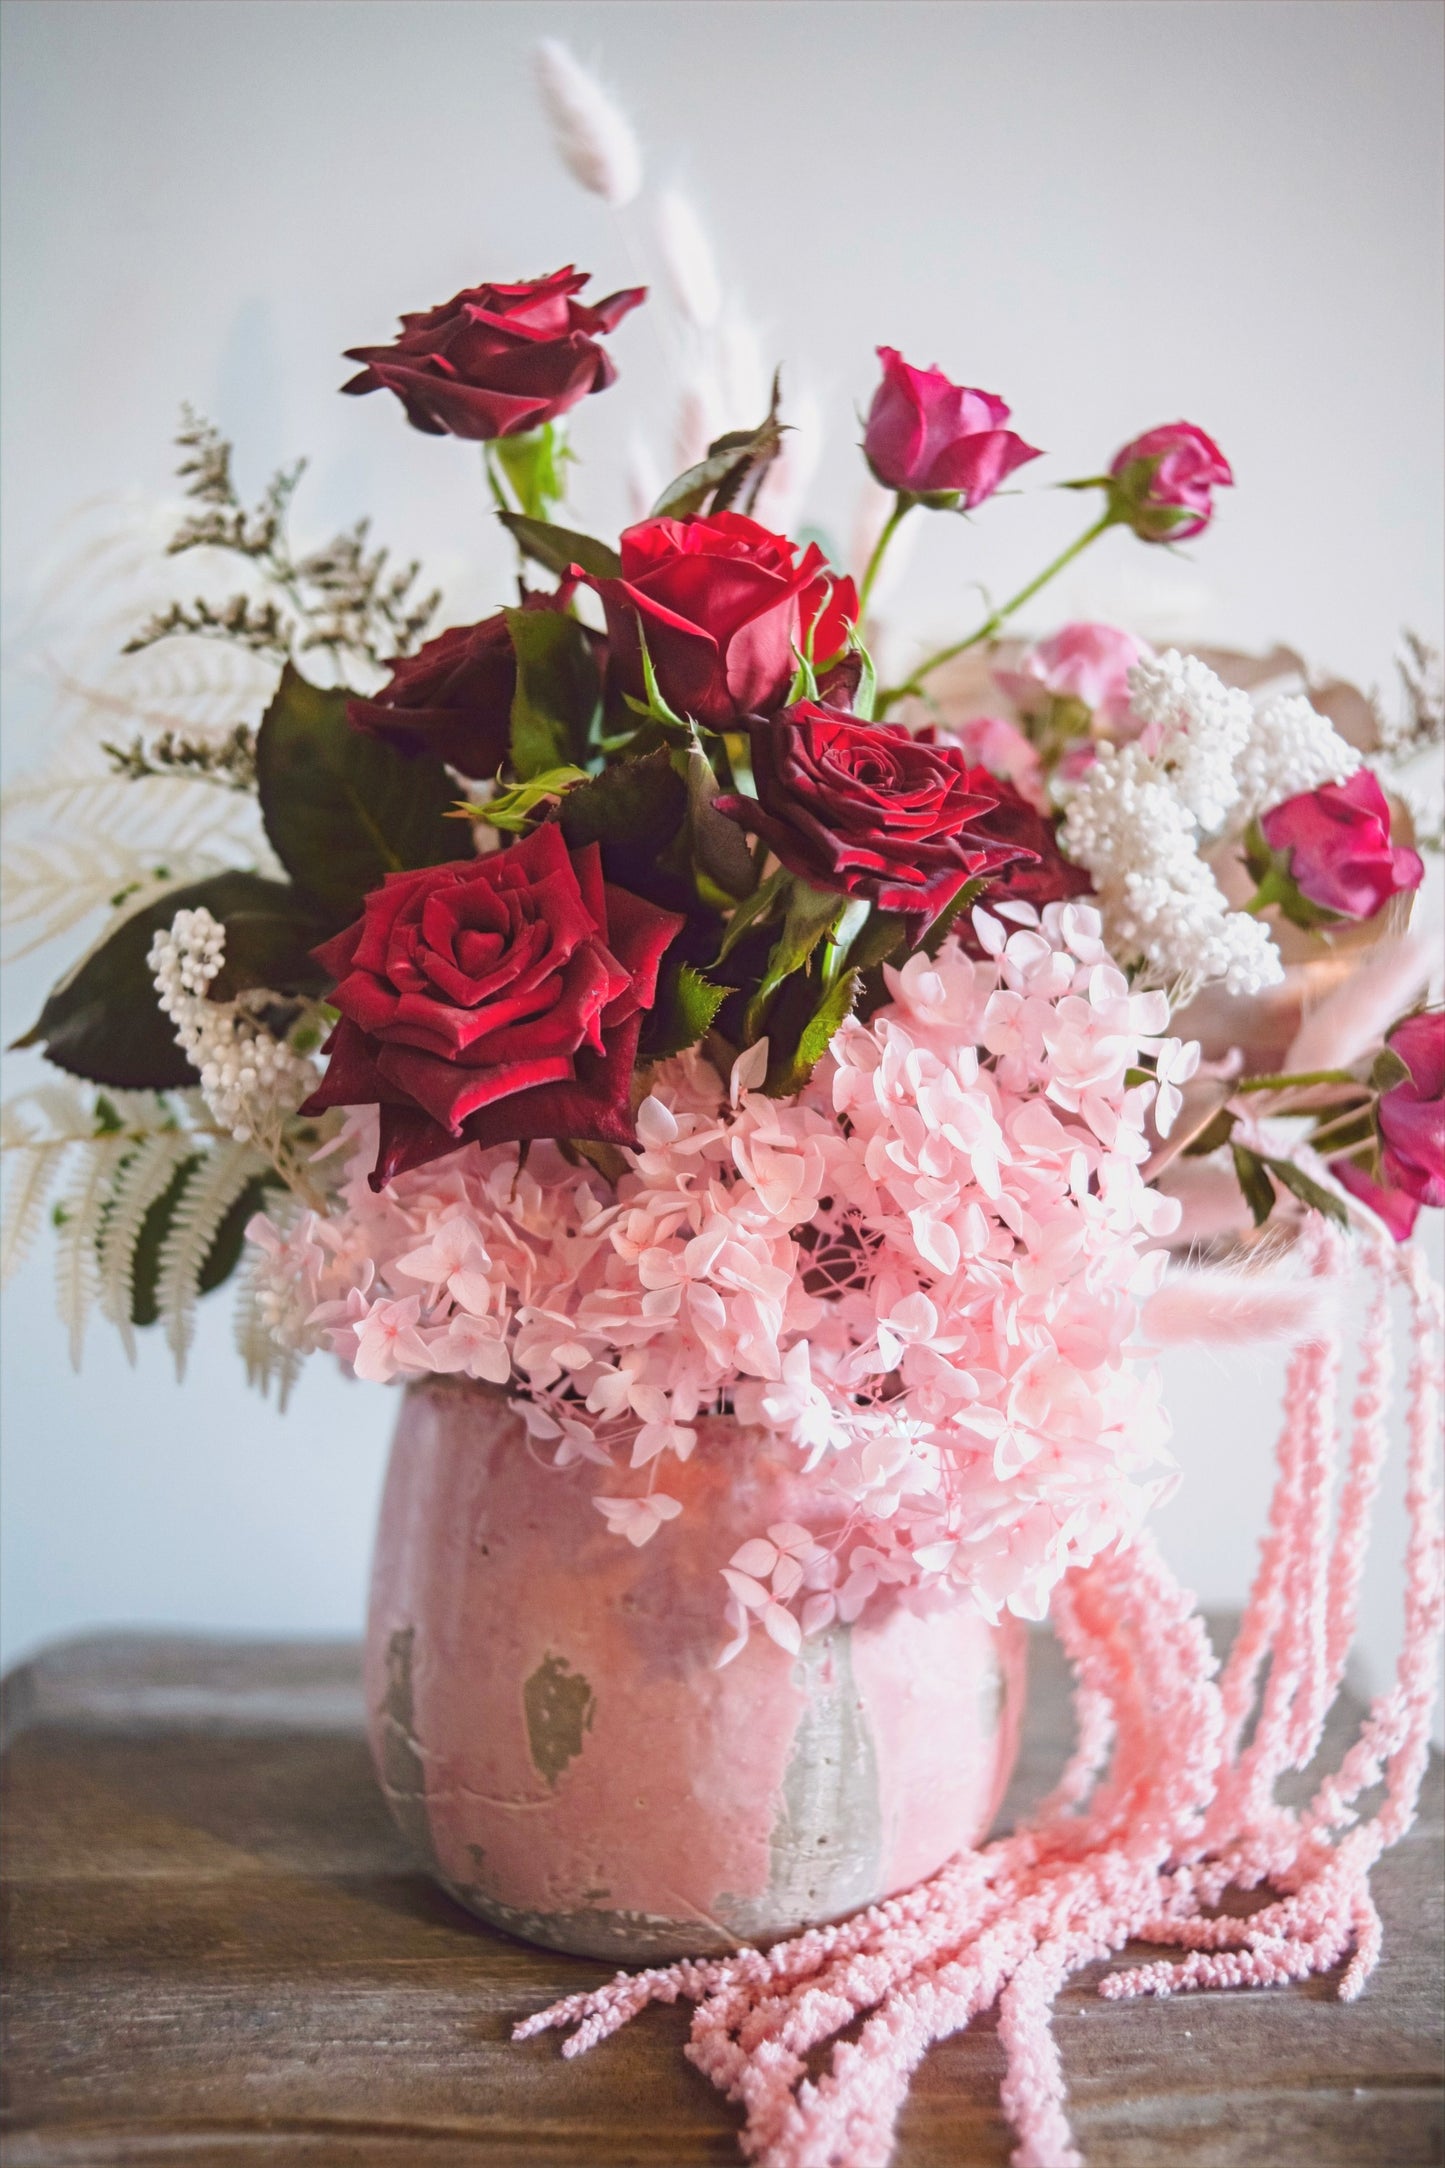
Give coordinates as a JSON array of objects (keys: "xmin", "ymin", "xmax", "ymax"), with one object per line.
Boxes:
[{"xmin": 515, "ymin": 1236, "xmax": 1443, "ymax": 2168}]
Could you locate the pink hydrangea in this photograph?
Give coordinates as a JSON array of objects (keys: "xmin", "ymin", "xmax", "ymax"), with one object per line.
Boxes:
[{"xmin": 250, "ymin": 901, "xmax": 1184, "ymax": 1648}]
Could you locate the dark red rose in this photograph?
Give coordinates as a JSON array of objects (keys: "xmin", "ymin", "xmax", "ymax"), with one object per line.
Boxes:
[
  {"xmin": 576, "ymin": 512, "xmax": 840, "ymax": 730},
  {"xmin": 863, "ymin": 347, "xmax": 1041, "ymax": 506},
  {"xmin": 342, "ymin": 267, "xmax": 645, "ymax": 441},
  {"xmin": 347, "ymin": 615, "xmax": 515, "ymax": 775},
  {"xmin": 1260, "ymin": 770, "xmax": 1424, "ymax": 921},
  {"xmin": 965, "ymin": 776, "xmax": 1093, "ymax": 911},
  {"xmin": 1107, "ymin": 422, "xmax": 1232, "ymax": 541},
  {"xmin": 346, "ymin": 590, "xmax": 590, "ymax": 777},
  {"xmin": 302, "ymin": 824, "xmax": 682, "ymax": 1187},
  {"xmin": 714, "ymin": 702, "xmax": 1034, "ymax": 915}
]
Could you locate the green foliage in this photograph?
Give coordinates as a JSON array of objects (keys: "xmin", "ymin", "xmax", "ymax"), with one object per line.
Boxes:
[
  {"xmin": 490, "ymin": 424, "xmax": 568, "ymax": 523},
  {"xmin": 650, "ymin": 380, "xmax": 785, "ymax": 520},
  {"xmin": 642, "ymin": 962, "xmax": 728, "ymax": 1062},
  {"xmin": 131, "ymin": 408, "xmax": 441, "ymax": 673},
  {"xmin": 471, "ymin": 766, "xmax": 589, "ymax": 833},
  {"xmin": 13, "ymin": 872, "xmax": 325, "ymax": 1089},
  {"xmin": 1183, "ymin": 1107, "xmax": 1238, "ymax": 1158},
  {"xmin": 255, "ymin": 665, "xmax": 459, "ymax": 924},
  {"xmin": 557, "ymin": 747, "xmax": 687, "ymax": 880},
  {"xmin": 764, "ymin": 968, "xmax": 860, "ymax": 1096},
  {"xmin": 746, "ymin": 881, "xmax": 845, "ymax": 1040},
  {"xmin": 917, "ymin": 876, "xmax": 987, "ymax": 960},
  {"xmin": 1231, "ymin": 1143, "xmax": 1278, "ymax": 1227},
  {"xmin": 506, "ymin": 610, "xmax": 603, "ymax": 780},
  {"xmin": 686, "ymin": 747, "xmax": 757, "ymax": 900},
  {"xmin": 1230, "ymin": 1141, "xmax": 1351, "ymax": 1231},
  {"xmin": 499, "ymin": 514, "xmax": 622, "ymax": 582}
]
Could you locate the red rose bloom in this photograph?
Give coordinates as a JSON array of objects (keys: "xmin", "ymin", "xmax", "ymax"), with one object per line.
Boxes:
[
  {"xmin": 863, "ymin": 347, "xmax": 1041, "ymax": 506},
  {"xmin": 347, "ymin": 615, "xmax": 516, "ymax": 775},
  {"xmin": 714, "ymin": 702, "xmax": 1034, "ymax": 915},
  {"xmin": 302, "ymin": 824, "xmax": 682, "ymax": 1187},
  {"xmin": 1108, "ymin": 422, "xmax": 1232, "ymax": 541},
  {"xmin": 342, "ymin": 267, "xmax": 645, "ymax": 441},
  {"xmin": 577, "ymin": 512, "xmax": 845, "ymax": 731},
  {"xmin": 1260, "ymin": 770, "xmax": 1424, "ymax": 921}
]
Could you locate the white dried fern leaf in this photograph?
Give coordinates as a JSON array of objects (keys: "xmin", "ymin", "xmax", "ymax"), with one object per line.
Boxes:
[
  {"xmin": 155, "ymin": 1138, "xmax": 266, "ymax": 1375},
  {"xmin": 0, "ymin": 1082, "xmax": 94, "ymax": 1285},
  {"xmin": 53, "ymin": 1132, "xmax": 134, "ymax": 1367},
  {"xmin": 95, "ymin": 1126, "xmax": 198, "ymax": 1360},
  {"xmin": 0, "ymin": 836, "xmax": 234, "ymax": 961}
]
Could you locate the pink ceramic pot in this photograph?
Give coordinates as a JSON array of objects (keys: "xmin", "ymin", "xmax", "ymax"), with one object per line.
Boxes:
[{"xmin": 365, "ymin": 1381, "xmax": 1027, "ymax": 1959}]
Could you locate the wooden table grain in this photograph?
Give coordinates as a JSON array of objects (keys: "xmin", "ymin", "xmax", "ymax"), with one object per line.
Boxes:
[{"xmin": 1, "ymin": 1626, "xmax": 1440, "ymax": 2168}]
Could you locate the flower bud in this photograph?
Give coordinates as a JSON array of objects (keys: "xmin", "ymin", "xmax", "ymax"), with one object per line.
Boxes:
[{"xmin": 1107, "ymin": 422, "xmax": 1232, "ymax": 541}]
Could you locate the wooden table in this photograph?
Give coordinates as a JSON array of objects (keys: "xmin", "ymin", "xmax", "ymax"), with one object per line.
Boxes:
[{"xmin": 2, "ymin": 1627, "xmax": 1440, "ymax": 2167}]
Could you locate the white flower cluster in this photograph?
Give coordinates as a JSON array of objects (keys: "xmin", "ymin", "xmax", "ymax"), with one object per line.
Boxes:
[
  {"xmin": 1061, "ymin": 651, "xmax": 1360, "ymax": 999},
  {"xmin": 1234, "ymin": 691, "xmax": 1361, "ymax": 820},
  {"xmin": 148, "ymin": 906, "xmax": 318, "ymax": 1145}
]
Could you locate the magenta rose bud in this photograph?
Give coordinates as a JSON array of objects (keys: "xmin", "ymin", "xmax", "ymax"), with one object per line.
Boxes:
[
  {"xmin": 302, "ymin": 824, "xmax": 682, "ymax": 1187},
  {"xmin": 863, "ymin": 348, "xmax": 1041, "ymax": 507},
  {"xmin": 714, "ymin": 702, "xmax": 1037, "ymax": 915},
  {"xmin": 1332, "ymin": 1010, "xmax": 1444, "ymax": 1239},
  {"xmin": 1107, "ymin": 422, "xmax": 1232, "ymax": 541},
  {"xmin": 342, "ymin": 267, "xmax": 645, "ymax": 441},
  {"xmin": 576, "ymin": 512, "xmax": 842, "ymax": 730},
  {"xmin": 1259, "ymin": 770, "xmax": 1424, "ymax": 922}
]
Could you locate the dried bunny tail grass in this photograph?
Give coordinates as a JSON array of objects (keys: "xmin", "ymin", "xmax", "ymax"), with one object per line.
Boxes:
[
  {"xmin": 533, "ymin": 39, "xmax": 642, "ymax": 208},
  {"xmin": 1284, "ymin": 927, "xmax": 1442, "ymax": 1074},
  {"xmin": 1139, "ymin": 1260, "xmax": 1338, "ymax": 1347},
  {"xmin": 654, "ymin": 189, "xmax": 722, "ymax": 329},
  {"xmin": 516, "ymin": 1231, "xmax": 1444, "ymax": 2168}
]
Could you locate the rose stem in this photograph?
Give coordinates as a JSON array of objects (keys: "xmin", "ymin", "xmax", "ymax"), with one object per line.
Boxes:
[{"xmin": 876, "ymin": 509, "xmax": 1117, "ymax": 714}]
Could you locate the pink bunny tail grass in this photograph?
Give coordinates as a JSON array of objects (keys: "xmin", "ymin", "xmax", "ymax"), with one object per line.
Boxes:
[
  {"xmin": 515, "ymin": 1235, "xmax": 1443, "ymax": 2168},
  {"xmin": 1140, "ymin": 1262, "xmax": 1337, "ymax": 1347}
]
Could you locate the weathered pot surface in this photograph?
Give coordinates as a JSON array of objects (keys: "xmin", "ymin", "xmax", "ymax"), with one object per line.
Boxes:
[{"xmin": 365, "ymin": 1380, "xmax": 1026, "ymax": 1959}]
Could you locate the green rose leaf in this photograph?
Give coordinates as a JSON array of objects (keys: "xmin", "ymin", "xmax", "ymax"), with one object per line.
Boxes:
[
  {"xmin": 1260, "ymin": 1152, "xmax": 1351, "ymax": 1230},
  {"xmin": 255, "ymin": 665, "xmax": 458, "ymax": 925},
  {"xmin": 498, "ymin": 513, "xmax": 623, "ymax": 582},
  {"xmin": 506, "ymin": 608, "xmax": 603, "ymax": 781},
  {"xmin": 650, "ymin": 379, "xmax": 785, "ymax": 520},
  {"xmin": 1231, "ymin": 1143, "xmax": 1278, "ymax": 1228},
  {"xmin": 557, "ymin": 746, "xmax": 687, "ymax": 879},
  {"xmin": 641, "ymin": 961, "xmax": 728, "ymax": 1063},
  {"xmin": 13, "ymin": 872, "xmax": 327, "ymax": 1090},
  {"xmin": 764, "ymin": 967, "xmax": 860, "ymax": 1097}
]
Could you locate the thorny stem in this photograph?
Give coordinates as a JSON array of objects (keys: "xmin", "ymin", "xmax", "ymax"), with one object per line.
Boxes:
[{"xmin": 876, "ymin": 510, "xmax": 1117, "ymax": 715}]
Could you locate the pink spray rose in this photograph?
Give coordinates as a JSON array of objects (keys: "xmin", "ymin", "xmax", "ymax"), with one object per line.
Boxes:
[
  {"xmin": 995, "ymin": 622, "xmax": 1147, "ymax": 737},
  {"xmin": 1332, "ymin": 1009, "xmax": 1445, "ymax": 1239},
  {"xmin": 863, "ymin": 347, "xmax": 1041, "ymax": 506},
  {"xmin": 1108, "ymin": 422, "xmax": 1232, "ymax": 541},
  {"xmin": 1259, "ymin": 771, "xmax": 1424, "ymax": 922}
]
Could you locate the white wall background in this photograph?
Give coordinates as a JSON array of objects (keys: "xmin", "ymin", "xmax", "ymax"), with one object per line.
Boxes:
[{"xmin": 2, "ymin": 2, "xmax": 1442, "ymax": 1703}]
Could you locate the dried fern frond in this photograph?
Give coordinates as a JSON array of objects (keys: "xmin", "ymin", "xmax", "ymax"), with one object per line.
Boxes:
[
  {"xmin": 0, "ymin": 1082, "xmax": 96, "ymax": 1283},
  {"xmin": 95, "ymin": 1125, "xmax": 198, "ymax": 1360},
  {"xmin": 52, "ymin": 1129, "xmax": 135, "ymax": 1367},
  {"xmin": 156, "ymin": 1137, "xmax": 268, "ymax": 1375},
  {"xmin": 0, "ymin": 836, "xmax": 239, "ymax": 962}
]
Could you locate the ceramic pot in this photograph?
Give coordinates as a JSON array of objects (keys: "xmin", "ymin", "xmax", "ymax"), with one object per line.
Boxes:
[{"xmin": 364, "ymin": 1380, "xmax": 1027, "ymax": 1959}]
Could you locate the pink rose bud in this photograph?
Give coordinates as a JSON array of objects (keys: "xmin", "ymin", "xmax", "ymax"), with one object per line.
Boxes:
[
  {"xmin": 995, "ymin": 622, "xmax": 1147, "ymax": 736},
  {"xmin": 1107, "ymin": 422, "xmax": 1232, "ymax": 541},
  {"xmin": 1258, "ymin": 770, "xmax": 1424, "ymax": 923},
  {"xmin": 863, "ymin": 347, "xmax": 1041, "ymax": 507},
  {"xmin": 1331, "ymin": 1008, "xmax": 1445, "ymax": 1238}
]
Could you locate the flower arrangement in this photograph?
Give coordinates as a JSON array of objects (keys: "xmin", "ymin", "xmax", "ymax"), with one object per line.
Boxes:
[{"xmin": 2, "ymin": 40, "xmax": 1442, "ymax": 2168}]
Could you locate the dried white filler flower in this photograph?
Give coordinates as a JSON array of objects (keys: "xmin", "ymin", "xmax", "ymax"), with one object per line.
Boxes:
[{"xmin": 533, "ymin": 39, "xmax": 643, "ymax": 208}]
